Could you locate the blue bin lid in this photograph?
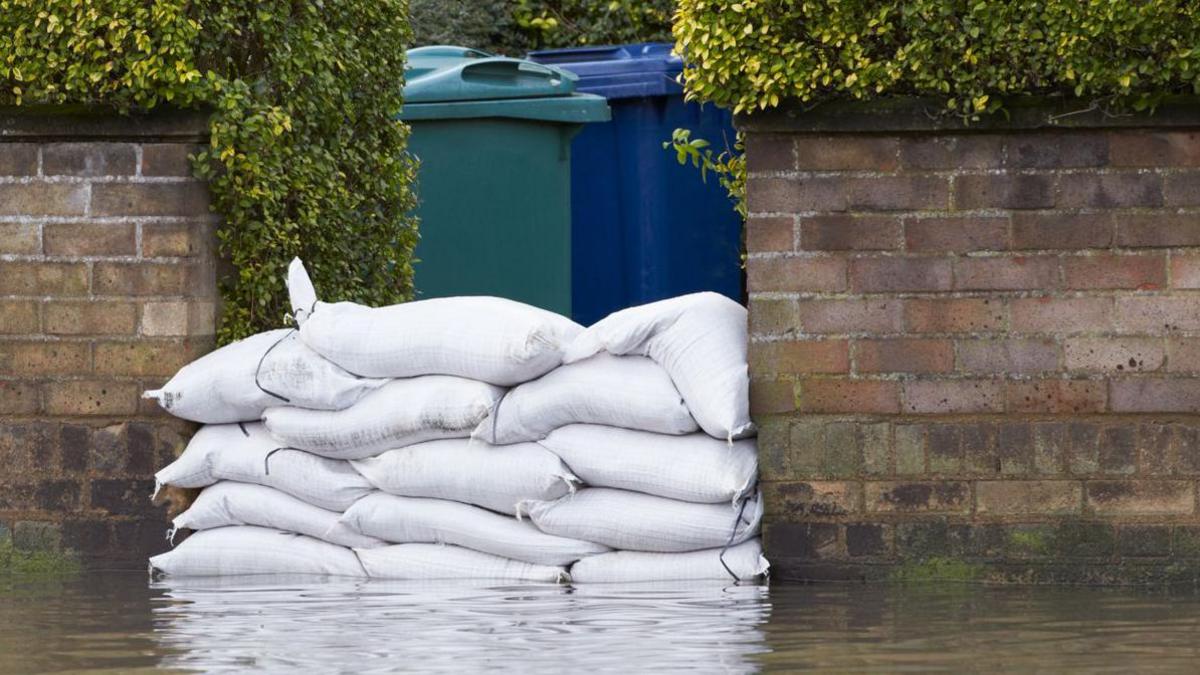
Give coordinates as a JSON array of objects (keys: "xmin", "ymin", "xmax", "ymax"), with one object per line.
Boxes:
[{"xmin": 527, "ymin": 43, "xmax": 683, "ymax": 99}]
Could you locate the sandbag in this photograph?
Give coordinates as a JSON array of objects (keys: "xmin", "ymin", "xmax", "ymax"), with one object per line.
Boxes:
[
  {"xmin": 149, "ymin": 526, "xmax": 367, "ymax": 577},
  {"xmin": 563, "ymin": 293, "xmax": 752, "ymax": 440},
  {"xmin": 173, "ymin": 482, "xmax": 383, "ymax": 549},
  {"xmin": 351, "ymin": 438, "xmax": 576, "ymax": 515},
  {"xmin": 287, "ymin": 258, "xmax": 582, "ymax": 386},
  {"xmin": 570, "ymin": 539, "xmax": 768, "ymax": 583},
  {"xmin": 340, "ymin": 493, "xmax": 608, "ymax": 566},
  {"xmin": 540, "ymin": 425, "xmax": 757, "ymax": 504},
  {"xmin": 472, "ymin": 353, "xmax": 697, "ymax": 445},
  {"xmin": 520, "ymin": 488, "xmax": 762, "ymax": 553},
  {"xmin": 143, "ymin": 329, "xmax": 385, "ymax": 424},
  {"xmin": 356, "ymin": 543, "xmax": 568, "ymax": 582},
  {"xmin": 154, "ymin": 423, "xmax": 373, "ymax": 512},
  {"xmin": 263, "ymin": 376, "xmax": 504, "ymax": 459}
]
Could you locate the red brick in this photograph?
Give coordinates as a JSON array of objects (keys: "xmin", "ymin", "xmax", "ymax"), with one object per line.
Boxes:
[
  {"xmin": 797, "ymin": 379, "xmax": 900, "ymax": 414},
  {"xmin": 799, "ymin": 215, "xmax": 902, "ymax": 251},
  {"xmin": 44, "ymin": 301, "xmax": 138, "ymax": 336},
  {"xmin": 1116, "ymin": 213, "xmax": 1200, "ymax": 247},
  {"xmin": 796, "ymin": 298, "xmax": 903, "ymax": 334},
  {"xmin": 1110, "ymin": 379, "xmax": 1200, "ymax": 413},
  {"xmin": 1087, "ymin": 480, "xmax": 1194, "ymax": 515},
  {"xmin": 43, "ymin": 380, "xmax": 140, "ymax": 416},
  {"xmin": 976, "ymin": 481, "xmax": 1083, "ymax": 515},
  {"xmin": 1063, "ymin": 254, "xmax": 1166, "ymax": 290},
  {"xmin": 1057, "ymin": 173, "xmax": 1163, "ymax": 208},
  {"xmin": 746, "ymin": 216, "xmax": 794, "ymax": 252},
  {"xmin": 903, "ymin": 380, "xmax": 1004, "ymax": 414},
  {"xmin": 904, "ymin": 298, "xmax": 1005, "ymax": 333},
  {"xmin": 957, "ymin": 338, "xmax": 1058, "ymax": 374},
  {"xmin": 141, "ymin": 143, "xmax": 200, "ymax": 177},
  {"xmin": 1011, "ymin": 213, "xmax": 1113, "ymax": 250},
  {"xmin": 0, "ymin": 143, "xmax": 38, "ymax": 175},
  {"xmin": 1109, "ymin": 131, "xmax": 1200, "ymax": 167},
  {"xmin": 747, "ymin": 176, "xmax": 845, "ymax": 213},
  {"xmin": 750, "ymin": 379, "xmax": 796, "ymax": 414},
  {"xmin": 1063, "ymin": 337, "xmax": 1166, "ymax": 373},
  {"xmin": 847, "ymin": 176, "xmax": 950, "ymax": 211},
  {"xmin": 0, "ymin": 183, "xmax": 89, "ymax": 216},
  {"xmin": 42, "ymin": 143, "xmax": 136, "ymax": 176},
  {"xmin": 904, "ymin": 216, "xmax": 1009, "ymax": 252},
  {"xmin": 899, "ymin": 135, "xmax": 1005, "ymax": 169},
  {"xmin": 750, "ymin": 340, "xmax": 849, "ymax": 375},
  {"xmin": 1005, "ymin": 380, "xmax": 1107, "ymax": 413},
  {"xmin": 1114, "ymin": 297, "xmax": 1200, "ymax": 334},
  {"xmin": 850, "ymin": 257, "xmax": 952, "ymax": 292},
  {"xmin": 1166, "ymin": 339, "xmax": 1200, "ymax": 373},
  {"xmin": 794, "ymin": 136, "xmax": 898, "ymax": 171},
  {"xmin": 0, "ymin": 300, "xmax": 39, "ymax": 334},
  {"xmin": 1170, "ymin": 254, "xmax": 1200, "ymax": 289},
  {"xmin": 0, "ymin": 223, "xmax": 40, "ymax": 254},
  {"xmin": 43, "ymin": 223, "xmax": 136, "ymax": 256},
  {"xmin": 749, "ymin": 298, "xmax": 797, "ymax": 336},
  {"xmin": 953, "ymin": 256, "xmax": 1060, "ymax": 291},
  {"xmin": 955, "ymin": 174, "xmax": 1054, "ymax": 209},
  {"xmin": 746, "ymin": 257, "xmax": 847, "ymax": 293},
  {"xmin": 1010, "ymin": 297, "xmax": 1111, "ymax": 333},
  {"xmin": 0, "ymin": 341, "xmax": 90, "ymax": 376},
  {"xmin": 1164, "ymin": 173, "xmax": 1200, "ymax": 206},
  {"xmin": 856, "ymin": 339, "xmax": 953, "ymax": 373}
]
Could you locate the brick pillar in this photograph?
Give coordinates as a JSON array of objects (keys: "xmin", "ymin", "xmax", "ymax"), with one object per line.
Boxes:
[
  {"xmin": 0, "ymin": 110, "xmax": 217, "ymax": 566},
  {"xmin": 741, "ymin": 99, "xmax": 1200, "ymax": 583}
]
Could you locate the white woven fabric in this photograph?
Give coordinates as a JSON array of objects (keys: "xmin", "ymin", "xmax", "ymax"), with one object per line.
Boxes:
[
  {"xmin": 149, "ymin": 526, "xmax": 367, "ymax": 577},
  {"xmin": 263, "ymin": 376, "xmax": 504, "ymax": 459},
  {"xmin": 540, "ymin": 424, "xmax": 757, "ymax": 503},
  {"xmin": 351, "ymin": 438, "xmax": 576, "ymax": 515},
  {"xmin": 570, "ymin": 538, "xmax": 767, "ymax": 583},
  {"xmin": 356, "ymin": 543, "xmax": 568, "ymax": 582},
  {"xmin": 472, "ymin": 353, "xmax": 697, "ymax": 445},
  {"xmin": 563, "ymin": 292, "xmax": 753, "ymax": 440}
]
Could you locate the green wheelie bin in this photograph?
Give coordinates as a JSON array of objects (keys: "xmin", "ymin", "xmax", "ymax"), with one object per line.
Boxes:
[{"xmin": 400, "ymin": 46, "xmax": 610, "ymax": 316}]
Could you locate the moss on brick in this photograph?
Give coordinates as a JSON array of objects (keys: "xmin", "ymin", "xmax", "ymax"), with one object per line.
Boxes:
[
  {"xmin": 0, "ymin": 541, "xmax": 81, "ymax": 578},
  {"xmin": 890, "ymin": 557, "xmax": 986, "ymax": 583}
]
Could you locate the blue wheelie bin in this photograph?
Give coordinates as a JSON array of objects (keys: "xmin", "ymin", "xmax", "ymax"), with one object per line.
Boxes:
[{"xmin": 530, "ymin": 43, "xmax": 743, "ymax": 326}]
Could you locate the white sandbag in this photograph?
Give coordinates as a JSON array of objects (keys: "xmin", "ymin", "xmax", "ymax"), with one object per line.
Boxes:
[
  {"xmin": 287, "ymin": 258, "xmax": 582, "ymax": 386},
  {"xmin": 356, "ymin": 543, "xmax": 568, "ymax": 582},
  {"xmin": 351, "ymin": 438, "xmax": 576, "ymax": 515},
  {"xmin": 540, "ymin": 425, "xmax": 757, "ymax": 504},
  {"xmin": 340, "ymin": 493, "xmax": 608, "ymax": 566},
  {"xmin": 263, "ymin": 376, "xmax": 504, "ymax": 459},
  {"xmin": 520, "ymin": 488, "xmax": 762, "ymax": 553},
  {"xmin": 564, "ymin": 292, "xmax": 752, "ymax": 440},
  {"xmin": 570, "ymin": 539, "xmax": 768, "ymax": 583},
  {"xmin": 149, "ymin": 526, "xmax": 366, "ymax": 577},
  {"xmin": 143, "ymin": 329, "xmax": 386, "ymax": 424},
  {"xmin": 472, "ymin": 353, "xmax": 697, "ymax": 445},
  {"xmin": 173, "ymin": 482, "xmax": 384, "ymax": 549},
  {"xmin": 154, "ymin": 423, "xmax": 373, "ymax": 512}
]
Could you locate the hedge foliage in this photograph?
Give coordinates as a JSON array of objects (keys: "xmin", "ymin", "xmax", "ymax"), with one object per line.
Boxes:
[
  {"xmin": 674, "ymin": 0, "xmax": 1200, "ymax": 117},
  {"xmin": 1, "ymin": 0, "xmax": 418, "ymax": 342}
]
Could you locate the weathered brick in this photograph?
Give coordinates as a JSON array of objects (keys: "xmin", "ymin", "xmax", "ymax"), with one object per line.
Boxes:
[
  {"xmin": 1006, "ymin": 133, "xmax": 1108, "ymax": 168},
  {"xmin": 0, "ymin": 300, "xmax": 39, "ymax": 334},
  {"xmin": 0, "ymin": 341, "xmax": 90, "ymax": 376},
  {"xmin": 1175, "ymin": 426, "xmax": 1200, "ymax": 475},
  {"xmin": 903, "ymin": 380, "xmax": 1004, "ymax": 414},
  {"xmin": 61, "ymin": 520, "xmax": 112, "ymax": 554},
  {"xmin": 926, "ymin": 425, "xmax": 962, "ymax": 473},
  {"xmin": 0, "ymin": 261, "xmax": 88, "ymax": 296},
  {"xmin": 860, "ymin": 422, "xmax": 890, "ymax": 476},
  {"xmin": 794, "ymin": 136, "xmax": 898, "ymax": 171},
  {"xmin": 1116, "ymin": 213, "xmax": 1200, "ymax": 247},
  {"xmin": 749, "ymin": 298, "xmax": 797, "ymax": 337},
  {"xmin": 900, "ymin": 135, "xmax": 1005, "ymax": 169},
  {"xmin": 750, "ymin": 340, "xmax": 849, "ymax": 375},
  {"xmin": 44, "ymin": 301, "xmax": 138, "ymax": 336},
  {"xmin": 1063, "ymin": 253, "xmax": 1165, "ymax": 290},
  {"xmin": 747, "ymin": 176, "xmax": 845, "ymax": 213},
  {"xmin": 1166, "ymin": 339, "xmax": 1200, "ymax": 373},
  {"xmin": 0, "ymin": 223, "xmax": 40, "ymax": 254},
  {"xmin": 91, "ymin": 478, "xmax": 158, "ymax": 516},
  {"xmin": 1117, "ymin": 525, "xmax": 1172, "ymax": 557},
  {"xmin": 1098, "ymin": 426, "xmax": 1137, "ymax": 475},
  {"xmin": 36, "ymin": 480, "xmax": 81, "ymax": 511},
  {"xmin": 764, "ymin": 481, "xmax": 861, "ymax": 518},
  {"xmin": 1010, "ymin": 296, "xmax": 1111, "ymax": 334},
  {"xmin": 0, "ymin": 183, "xmax": 89, "ymax": 216},
  {"xmin": 797, "ymin": 379, "xmax": 900, "ymax": 414},
  {"xmin": 59, "ymin": 424, "xmax": 89, "ymax": 473},
  {"xmin": 799, "ymin": 215, "xmax": 902, "ymax": 251},
  {"xmin": 850, "ymin": 257, "xmax": 952, "ymax": 293},
  {"xmin": 904, "ymin": 298, "xmax": 1005, "ymax": 333},
  {"xmin": 1057, "ymin": 172, "xmax": 1163, "ymax": 208},
  {"xmin": 1108, "ymin": 131, "xmax": 1200, "ymax": 167},
  {"xmin": 961, "ymin": 423, "xmax": 1000, "ymax": 475},
  {"xmin": 90, "ymin": 182, "xmax": 210, "ymax": 217},
  {"xmin": 1114, "ymin": 297, "xmax": 1200, "ymax": 334},
  {"xmin": 1110, "ymin": 378, "xmax": 1200, "ymax": 413},
  {"xmin": 43, "ymin": 380, "xmax": 140, "ymax": 416},
  {"xmin": 848, "ymin": 175, "xmax": 950, "ymax": 211},
  {"xmin": 94, "ymin": 340, "xmax": 195, "ymax": 377},
  {"xmin": 894, "ymin": 425, "xmax": 926, "ymax": 475},
  {"xmin": 93, "ymin": 262, "xmax": 192, "ymax": 296},
  {"xmin": 856, "ymin": 338, "xmax": 953, "ymax": 374},
  {"xmin": 957, "ymin": 338, "xmax": 1058, "ymax": 374},
  {"xmin": 976, "ymin": 481, "xmax": 1082, "ymax": 515},
  {"xmin": 749, "ymin": 379, "xmax": 795, "ymax": 415},
  {"xmin": 766, "ymin": 522, "xmax": 841, "ymax": 560},
  {"xmin": 0, "ymin": 381, "xmax": 40, "ymax": 415},
  {"xmin": 140, "ymin": 143, "xmax": 199, "ymax": 176},
  {"xmin": 904, "ymin": 216, "xmax": 1009, "ymax": 252},
  {"xmin": 746, "ymin": 256, "xmax": 847, "ymax": 293},
  {"xmin": 1163, "ymin": 173, "xmax": 1200, "ymax": 206},
  {"xmin": 866, "ymin": 481, "xmax": 970, "ymax": 513},
  {"xmin": 140, "ymin": 301, "xmax": 193, "ymax": 337},
  {"xmin": 996, "ymin": 423, "xmax": 1035, "ymax": 474},
  {"xmin": 1033, "ymin": 422, "xmax": 1066, "ymax": 474},
  {"xmin": 42, "ymin": 143, "xmax": 136, "ymax": 176},
  {"xmin": 1138, "ymin": 423, "xmax": 1177, "ymax": 476},
  {"xmin": 43, "ymin": 222, "xmax": 136, "ymax": 256},
  {"xmin": 746, "ymin": 216, "xmax": 793, "ymax": 252},
  {"xmin": 845, "ymin": 523, "xmax": 889, "ymax": 557},
  {"xmin": 954, "ymin": 256, "xmax": 1060, "ymax": 291},
  {"xmin": 142, "ymin": 221, "xmax": 211, "ymax": 258},
  {"xmin": 955, "ymin": 174, "xmax": 1055, "ymax": 209},
  {"xmin": 1067, "ymin": 423, "xmax": 1100, "ymax": 474},
  {"xmin": 1006, "ymin": 379, "xmax": 1107, "ymax": 414},
  {"xmin": 1087, "ymin": 480, "xmax": 1194, "ymax": 516},
  {"xmin": 1063, "ymin": 337, "xmax": 1165, "ymax": 373},
  {"xmin": 1170, "ymin": 254, "xmax": 1200, "ymax": 289},
  {"xmin": 797, "ymin": 298, "xmax": 903, "ymax": 334},
  {"xmin": 0, "ymin": 143, "xmax": 38, "ymax": 175},
  {"xmin": 12, "ymin": 521, "xmax": 61, "ymax": 552},
  {"xmin": 1011, "ymin": 212, "xmax": 1113, "ymax": 250}
]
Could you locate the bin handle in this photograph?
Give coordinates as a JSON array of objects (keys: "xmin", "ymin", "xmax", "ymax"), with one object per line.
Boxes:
[{"xmin": 461, "ymin": 59, "xmax": 565, "ymax": 85}]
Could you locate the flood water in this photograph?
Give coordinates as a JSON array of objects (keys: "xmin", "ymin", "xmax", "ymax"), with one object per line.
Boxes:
[{"xmin": 3, "ymin": 572, "xmax": 1200, "ymax": 673}]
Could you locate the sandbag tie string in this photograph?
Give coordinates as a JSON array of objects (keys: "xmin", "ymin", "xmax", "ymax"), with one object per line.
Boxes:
[
  {"xmin": 718, "ymin": 493, "xmax": 756, "ymax": 583},
  {"xmin": 263, "ymin": 446, "xmax": 300, "ymax": 475},
  {"xmin": 488, "ymin": 390, "xmax": 510, "ymax": 445},
  {"xmin": 253, "ymin": 328, "xmax": 297, "ymax": 403}
]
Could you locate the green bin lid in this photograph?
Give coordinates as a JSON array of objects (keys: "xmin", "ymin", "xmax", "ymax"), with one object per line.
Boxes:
[{"xmin": 400, "ymin": 46, "xmax": 610, "ymax": 123}]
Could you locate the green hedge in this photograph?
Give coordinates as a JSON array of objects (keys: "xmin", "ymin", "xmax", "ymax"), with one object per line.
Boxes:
[
  {"xmin": 1, "ymin": 1, "xmax": 418, "ymax": 342},
  {"xmin": 674, "ymin": 0, "xmax": 1200, "ymax": 118}
]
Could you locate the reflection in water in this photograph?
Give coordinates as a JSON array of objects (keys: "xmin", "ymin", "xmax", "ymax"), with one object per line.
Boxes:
[{"xmin": 4, "ymin": 572, "xmax": 1200, "ymax": 673}]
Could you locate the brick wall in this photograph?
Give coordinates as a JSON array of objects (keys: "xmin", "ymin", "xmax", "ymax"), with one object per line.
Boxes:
[
  {"xmin": 742, "ymin": 100, "xmax": 1200, "ymax": 583},
  {"xmin": 0, "ymin": 110, "xmax": 216, "ymax": 566}
]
